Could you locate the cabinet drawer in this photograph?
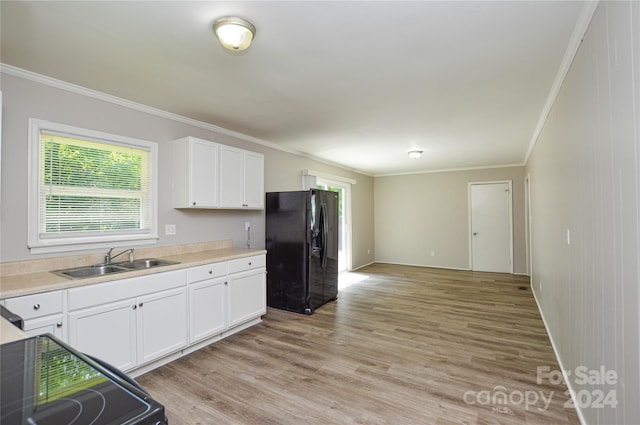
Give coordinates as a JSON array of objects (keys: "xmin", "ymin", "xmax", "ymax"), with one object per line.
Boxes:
[
  {"xmin": 227, "ymin": 255, "xmax": 265, "ymax": 274},
  {"xmin": 188, "ymin": 262, "xmax": 227, "ymax": 283},
  {"xmin": 5, "ymin": 291, "xmax": 63, "ymax": 320}
]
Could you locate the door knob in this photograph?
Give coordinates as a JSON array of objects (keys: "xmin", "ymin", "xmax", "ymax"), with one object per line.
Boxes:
[{"xmin": 473, "ymin": 232, "xmax": 478, "ymax": 236}]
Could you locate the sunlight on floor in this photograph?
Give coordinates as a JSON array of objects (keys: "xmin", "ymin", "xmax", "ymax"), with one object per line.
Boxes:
[{"xmin": 338, "ymin": 271, "xmax": 369, "ymax": 290}]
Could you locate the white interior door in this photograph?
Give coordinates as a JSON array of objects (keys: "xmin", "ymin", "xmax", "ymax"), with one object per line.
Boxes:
[{"xmin": 470, "ymin": 182, "xmax": 513, "ymax": 273}]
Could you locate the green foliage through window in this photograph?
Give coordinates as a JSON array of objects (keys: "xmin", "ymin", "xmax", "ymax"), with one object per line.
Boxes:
[
  {"xmin": 39, "ymin": 131, "xmax": 151, "ymax": 236},
  {"xmin": 44, "ymin": 140, "xmax": 142, "ymax": 190}
]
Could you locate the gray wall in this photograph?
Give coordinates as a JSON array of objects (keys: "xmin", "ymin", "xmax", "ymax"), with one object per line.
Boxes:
[
  {"xmin": 374, "ymin": 166, "xmax": 527, "ymax": 273},
  {"xmin": 0, "ymin": 72, "xmax": 374, "ymax": 268},
  {"xmin": 526, "ymin": 2, "xmax": 639, "ymax": 423}
]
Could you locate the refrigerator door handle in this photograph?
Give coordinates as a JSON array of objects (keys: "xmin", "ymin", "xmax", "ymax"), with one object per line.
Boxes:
[{"xmin": 321, "ymin": 202, "xmax": 328, "ymax": 269}]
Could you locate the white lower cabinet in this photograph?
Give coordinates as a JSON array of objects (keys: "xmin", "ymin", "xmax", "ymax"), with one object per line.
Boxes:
[
  {"xmin": 23, "ymin": 315, "xmax": 65, "ymax": 339},
  {"xmin": 189, "ymin": 277, "xmax": 227, "ymax": 343},
  {"xmin": 68, "ymin": 287, "xmax": 187, "ymax": 371},
  {"xmin": 188, "ymin": 255, "xmax": 266, "ymax": 342},
  {"xmin": 228, "ymin": 256, "xmax": 267, "ymax": 327},
  {"xmin": 138, "ymin": 287, "xmax": 187, "ymax": 364},
  {"xmin": 67, "ymin": 299, "xmax": 137, "ymax": 371},
  {"xmin": 5, "ymin": 290, "xmax": 65, "ymax": 340},
  {"xmin": 67, "ymin": 270, "xmax": 188, "ymax": 372}
]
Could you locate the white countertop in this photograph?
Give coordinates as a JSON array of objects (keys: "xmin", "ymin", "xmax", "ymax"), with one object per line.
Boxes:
[{"xmin": 1, "ymin": 317, "xmax": 27, "ymax": 344}]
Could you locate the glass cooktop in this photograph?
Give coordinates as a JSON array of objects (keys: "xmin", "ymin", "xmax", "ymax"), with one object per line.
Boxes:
[{"xmin": 0, "ymin": 334, "xmax": 165, "ymax": 425}]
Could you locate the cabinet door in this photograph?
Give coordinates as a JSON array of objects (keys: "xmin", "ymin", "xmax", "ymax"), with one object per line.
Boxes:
[
  {"xmin": 68, "ymin": 299, "xmax": 137, "ymax": 371},
  {"xmin": 243, "ymin": 151, "xmax": 264, "ymax": 209},
  {"xmin": 228, "ymin": 269, "xmax": 266, "ymax": 327},
  {"xmin": 219, "ymin": 145, "xmax": 244, "ymax": 208},
  {"xmin": 189, "ymin": 277, "xmax": 227, "ymax": 343},
  {"xmin": 191, "ymin": 139, "xmax": 219, "ymax": 207},
  {"xmin": 137, "ymin": 287, "xmax": 187, "ymax": 365},
  {"xmin": 23, "ymin": 315, "xmax": 64, "ymax": 340}
]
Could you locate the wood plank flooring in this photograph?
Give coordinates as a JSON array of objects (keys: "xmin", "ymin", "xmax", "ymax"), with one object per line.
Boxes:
[{"xmin": 137, "ymin": 264, "xmax": 579, "ymax": 424}]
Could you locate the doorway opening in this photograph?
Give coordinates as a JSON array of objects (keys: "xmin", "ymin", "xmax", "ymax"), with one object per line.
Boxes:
[{"xmin": 316, "ymin": 180, "xmax": 351, "ymax": 272}]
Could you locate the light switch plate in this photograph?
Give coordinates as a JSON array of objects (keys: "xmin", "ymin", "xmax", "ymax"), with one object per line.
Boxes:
[{"xmin": 165, "ymin": 224, "xmax": 176, "ymax": 235}]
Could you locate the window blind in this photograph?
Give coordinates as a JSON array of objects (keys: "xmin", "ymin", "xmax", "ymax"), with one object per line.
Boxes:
[{"xmin": 38, "ymin": 130, "xmax": 152, "ymax": 238}]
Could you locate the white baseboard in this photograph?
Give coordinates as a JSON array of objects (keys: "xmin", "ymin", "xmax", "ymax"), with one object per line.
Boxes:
[
  {"xmin": 373, "ymin": 260, "xmax": 471, "ymax": 271},
  {"xmin": 349, "ymin": 261, "xmax": 375, "ymax": 272},
  {"xmin": 531, "ymin": 288, "xmax": 587, "ymax": 425}
]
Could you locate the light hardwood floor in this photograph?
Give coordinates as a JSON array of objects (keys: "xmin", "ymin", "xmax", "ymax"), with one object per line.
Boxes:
[{"xmin": 137, "ymin": 264, "xmax": 579, "ymax": 424}]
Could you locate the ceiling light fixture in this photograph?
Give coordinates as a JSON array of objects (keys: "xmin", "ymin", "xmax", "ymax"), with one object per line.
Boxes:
[
  {"xmin": 212, "ymin": 17, "xmax": 256, "ymax": 52},
  {"xmin": 408, "ymin": 150, "xmax": 423, "ymax": 159}
]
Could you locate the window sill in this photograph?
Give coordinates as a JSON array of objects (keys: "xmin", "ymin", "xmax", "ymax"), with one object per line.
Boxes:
[{"xmin": 29, "ymin": 237, "xmax": 159, "ymax": 255}]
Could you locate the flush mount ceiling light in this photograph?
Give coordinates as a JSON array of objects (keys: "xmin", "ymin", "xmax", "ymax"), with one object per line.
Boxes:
[
  {"xmin": 408, "ymin": 150, "xmax": 423, "ymax": 159},
  {"xmin": 212, "ymin": 17, "xmax": 256, "ymax": 52}
]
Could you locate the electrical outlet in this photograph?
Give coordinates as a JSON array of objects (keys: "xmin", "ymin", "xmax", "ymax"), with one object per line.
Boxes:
[
  {"xmin": 165, "ymin": 224, "xmax": 176, "ymax": 235},
  {"xmin": 245, "ymin": 222, "xmax": 251, "ymax": 231},
  {"xmin": 539, "ymin": 280, "xmax": 543, "ymax": 292},
  {"xmin": 367, "ymin": 249, "xmax": 371, "ymax": 255},
  {"xmin": 430, "ymin": 250, "xmax": 436, "ymax": 257},
  {"xmin": 566, "ymin": 228, "xmax": 571, "ymax": 245}
]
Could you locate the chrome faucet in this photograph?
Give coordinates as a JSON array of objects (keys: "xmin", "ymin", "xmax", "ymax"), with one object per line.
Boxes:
[{"xmin": 105, "ymin": 247, "xmax": 134, "ymax": 264}]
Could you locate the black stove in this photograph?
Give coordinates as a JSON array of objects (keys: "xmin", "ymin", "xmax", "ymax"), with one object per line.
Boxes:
[{"xmin": 0, "ymin": 334, "xmax": 167, "ymax": 425}]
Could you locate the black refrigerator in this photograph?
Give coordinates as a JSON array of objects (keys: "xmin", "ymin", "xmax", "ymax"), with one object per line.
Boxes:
[{"xmin": 266, "ymin": 189, "xmax": 339, "ymax": 314}]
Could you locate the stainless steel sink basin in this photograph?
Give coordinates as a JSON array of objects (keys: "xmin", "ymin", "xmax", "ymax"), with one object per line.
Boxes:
[
  {"xmin": 53, "ymin": 264, "xmax": 129, "ymax": 279},
  {"xmin": 52, "ymin": 258, "xmax": 180, "ymax": 279},
  {"xmin": 116, "ymin": 258, "xmax": 180, "ymax": 270}
]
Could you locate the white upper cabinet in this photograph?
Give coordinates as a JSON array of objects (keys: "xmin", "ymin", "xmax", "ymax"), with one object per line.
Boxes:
[
  {"xmin": 219, "ymin": 145, "xmax": 264, "ymax": 209},
  {"xmin": 219, "ymin": 145, "xmax": 243, "ymax": 208},
  {"xmin": 243, "ymin": 151, "xmax": 265, "ymax": 209},
  {"xmin": 173, "ymin": 137, "xmax": 263, "ymax": 210},
  {"xmin": 172, "ymin": 137, "xmax": 219, "ymax": 208}
]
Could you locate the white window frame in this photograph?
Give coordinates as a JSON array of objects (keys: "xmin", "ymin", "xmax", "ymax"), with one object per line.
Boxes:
[{"xmin": 28, "ymin": 119, "xmax": 158, "ymax": 254}]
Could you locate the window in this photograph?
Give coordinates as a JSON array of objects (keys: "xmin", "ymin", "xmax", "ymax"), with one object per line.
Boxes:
[{"xmin": 29, "ymin": 119, "xmax": 158, "ymax": 253}]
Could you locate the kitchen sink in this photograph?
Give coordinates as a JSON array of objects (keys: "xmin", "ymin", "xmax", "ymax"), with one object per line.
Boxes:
[
  {"xmin": 52, "ymin": 258, "xmax": 180, "ymax": 279},
  {"xmin": 116, "ymin": 258, "xmax": 180, "ymax": 270}
]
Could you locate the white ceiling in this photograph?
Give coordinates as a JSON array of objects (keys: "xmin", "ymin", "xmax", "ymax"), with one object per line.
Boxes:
[{"xmin": 0, "ymin": 1, "xmax": 588, "ymax": 176}]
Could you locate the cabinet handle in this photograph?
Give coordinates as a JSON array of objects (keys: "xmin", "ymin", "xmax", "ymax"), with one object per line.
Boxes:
[
  {"xmin": 209, "ymin": 270, "xmax": 213, "ymax": 274},
  {"xmin": 224, "ymin": 281, "xmax": 228, "ymax": 285},
  {"xmin": 192, "ymin": 202, "xmax": 196, "ymax": 206},
  {"xmin": 132, "ymin": 305, "xmax": 137, "ymax": 310},
  {"xmin": 248, "ymin": 262, "xmax": 252, "ymax": 266},
  {"xmin": 56, "ymin": 322, "xmax": 63, "ymax": 328},
  {"xmin": 33, "ymin": 303, "xmax": 41, "ymax": 310},
  {"xmin": 139, "ymin": 302, "xmax": 144, "ymax": 308}
]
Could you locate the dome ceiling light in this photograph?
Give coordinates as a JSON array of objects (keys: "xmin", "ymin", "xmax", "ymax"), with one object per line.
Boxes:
[
  {"xmin": 212, "ymin": 17, "xmax": 256, "ymax": 52},
  {"xmin": 408, "ymin": 150, "xmax": 423, "ymax": 159}
]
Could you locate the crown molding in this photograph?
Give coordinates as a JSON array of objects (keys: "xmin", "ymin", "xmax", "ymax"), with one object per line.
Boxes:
[{"xmin": 524, "ymin": 1, "xmax": 599, "ymax": 164}]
